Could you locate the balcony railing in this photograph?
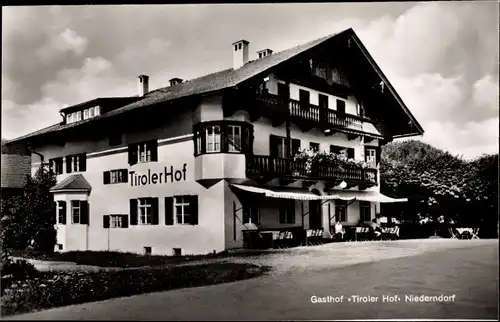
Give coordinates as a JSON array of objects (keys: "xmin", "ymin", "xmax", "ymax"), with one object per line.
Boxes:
[
  {"xmin": 246, "ymin": 155, "xmax": 378, "ymax": 186},
  {"xmin": 254, "ymin": 94, "xmax": 371, "ymax": 131}
]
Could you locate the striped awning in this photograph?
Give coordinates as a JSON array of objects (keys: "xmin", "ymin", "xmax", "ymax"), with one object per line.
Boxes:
[
  {"xmin": 230, "ymin": 184, "xmax": 355, "ymax": 201},
  {"xmin": 231, "ymin": 184, "xmax": 408, "ymax": 203},
  {"xmin": 328, "ymin": 190, "xmax": 408, "ymax": 203}
]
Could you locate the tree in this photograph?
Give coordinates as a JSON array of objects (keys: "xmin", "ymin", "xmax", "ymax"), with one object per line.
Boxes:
[
  {"xmin": 381, "ymin": 140, "xmax": 499, "ymax": 238},
  {"xmin": 1, "ymin": 166, "xmax": 57, "ymax": 253}
]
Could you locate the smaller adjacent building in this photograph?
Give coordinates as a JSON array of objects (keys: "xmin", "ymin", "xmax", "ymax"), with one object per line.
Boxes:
[{"xmin": 1, "ymin": 143, "xmax": 31, "ymax": 200}]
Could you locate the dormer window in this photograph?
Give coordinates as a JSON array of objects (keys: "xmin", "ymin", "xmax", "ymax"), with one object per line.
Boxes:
[
  {"xmin": 66, "ymin": 111, "xmax": 82, "ymax": 124},
  {"xmin": 83, "ymin": 106, "xmax": 100, "ymax": 120}
]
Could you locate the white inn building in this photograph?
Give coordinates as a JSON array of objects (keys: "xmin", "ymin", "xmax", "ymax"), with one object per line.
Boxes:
[{"xmin": 5, "ymin": 28, "xmax": 424, "ymax": 255}]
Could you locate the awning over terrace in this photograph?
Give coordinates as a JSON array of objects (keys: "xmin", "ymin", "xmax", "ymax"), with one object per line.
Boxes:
[
  {"xmin": 328, "ymin": 190, "xmax": 408, "ymax": 203},
  {"xmin": 230, "ymin": 184, "xmax": 408, "ymax": 203},
  {"xmin": 230, "ymin": 184, "xmax": 355, "ymax": 201}
]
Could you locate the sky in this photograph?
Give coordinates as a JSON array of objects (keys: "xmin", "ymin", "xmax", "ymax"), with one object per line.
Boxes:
[{"xmin": 2, "ymin": 2, "xmax": 499, "ymax": 159}]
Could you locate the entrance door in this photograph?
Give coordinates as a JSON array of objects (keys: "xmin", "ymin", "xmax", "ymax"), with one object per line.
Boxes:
[{"xmin": 309, "ymin": 200, "xmax": 322, "ymax": 229}]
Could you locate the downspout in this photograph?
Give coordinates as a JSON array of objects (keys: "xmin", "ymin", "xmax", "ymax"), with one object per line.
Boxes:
[{"xmin": 28, "ymin": 145, "xmax": 44, "ymax": 169}]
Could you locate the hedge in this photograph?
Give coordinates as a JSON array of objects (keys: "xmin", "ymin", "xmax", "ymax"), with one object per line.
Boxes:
[{"xmin": 1, "ymin": 263, "xmax": 269, "ymax": 317}]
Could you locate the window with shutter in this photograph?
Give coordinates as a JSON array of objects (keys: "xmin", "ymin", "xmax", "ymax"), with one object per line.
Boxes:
[
  {"xmin": 108, "ymin": 215, "xmax": 128, "ymax": 228},
  {"xmin": 174, "ymin": 196, "xmax": 191, "ymax": 225},
  {"xmin": 137, "ymin": 198, "xmax": 153, "ymax": 225},
  {"xmin": 71, "ymin": 200, "xmax": 81, "ymax": 224}
]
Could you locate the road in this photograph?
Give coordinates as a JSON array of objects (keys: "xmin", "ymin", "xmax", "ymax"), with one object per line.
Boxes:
[{"xmin": 6, "ymin": 239, "xmax": 498, "ymax": 320}]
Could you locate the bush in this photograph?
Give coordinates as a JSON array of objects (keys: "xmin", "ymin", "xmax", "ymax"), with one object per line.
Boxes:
[
  {"xmin": 0, "ymin": 263, "xmax": 269, "ymax": 317},
  {"xmin": 1, "ymin": 258, "xmax": 38, "ymax": 280}
]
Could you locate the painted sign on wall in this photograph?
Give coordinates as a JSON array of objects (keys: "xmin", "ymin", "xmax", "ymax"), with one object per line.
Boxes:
[{"xmin": 129, "ymin": 164, "xmax": 187, "ymax": 186}]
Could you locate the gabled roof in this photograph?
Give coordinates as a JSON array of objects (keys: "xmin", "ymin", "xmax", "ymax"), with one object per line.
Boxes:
[
  {"xmin": 50, "ymin": 174, "xmax": 92, "ymax": 193},
  {"xmin": 6, "ymin": 28, "xmax": 423, "ymax": 144}
]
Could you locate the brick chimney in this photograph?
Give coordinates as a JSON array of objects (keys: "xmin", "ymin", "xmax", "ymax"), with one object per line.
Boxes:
[
  {"xmin": 138, "ymin": 75, "xmax": 149, "ymax": 97},
  {"xmin": 257, "ymin": 49, "xmax": 273, "ymax": 59},
  {"xmin": 169, "ymin": 78, "xmax": 183, "ymax": 87},
  {"xmin": 232, "ymin": 40, "xmax": 249, "ymax": 70}
]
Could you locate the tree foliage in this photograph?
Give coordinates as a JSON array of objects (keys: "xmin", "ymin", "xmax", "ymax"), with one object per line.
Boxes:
[
  {"xmin": 1, "ymin": 166, "xmax": 57, "ymax": 253},
  {"xmin": 380, "ymin": 140, "xmax": 498, "ymax": 237}
]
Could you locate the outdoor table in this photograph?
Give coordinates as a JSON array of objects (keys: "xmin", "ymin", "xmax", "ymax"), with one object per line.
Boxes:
[{"xmin": 456, "ymin": 228, "xmax": 473, "ymax": 239}]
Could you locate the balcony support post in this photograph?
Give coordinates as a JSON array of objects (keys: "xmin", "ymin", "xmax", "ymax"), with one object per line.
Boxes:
[{"xmin": 285, "ymin": 81, "xmax": 292, "ymax": 159}]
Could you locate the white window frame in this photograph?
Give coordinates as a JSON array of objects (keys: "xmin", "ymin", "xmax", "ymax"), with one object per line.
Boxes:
[
  {"xmin": 83, "ymin": 109, "xmax": 89, "ymax": 120},
  {"xmin": 196, "ymin": 131, "xmax": 202, "ymax": 155},
  {"xmin": 110, "ymin": 215, "xmax": 124, "ymax": 228},
  {"xmin": 138, "ymin": 198, "xmax": 152, "ymax": 225},
  {"xmin": 57, "ymin": 202, "xmax": 65, "ymax": 224},
  {"xmin": 72, "ymin": 155, "xmax": 80, "ymax": 172},
  {"xmin": 52, "ymin": 158, "xmax": 63, "ymax": 175},
  {"xmin": 227, "ymin": 125, "xmax": 242, "ymax": 152},
  {"xmin": 206, "ymin": 125, "xmax": 221, "ymax": 152},
  {"xmin": 89, "ymin": 107, "xmax": 95, "ymax": 118},
  {"xmin": 366, "ymin": 148, "xmax": 376, "ymax": 166},
  {"xmin": 174, "ymin": 196, "xmax": 191, "ymax": 225},
  {"xmin": 71, "ymin": 201, "xmax": 81, "ymax": 224},
  {"xmin": 110, "ymin": 170, "xmax": 123, "ymax": 183},
  {"xmin": 94, "ymin": 106, "xmax": 100, "ymax": 116},
  {"xmin": 138, "ymin": 143, "xmax": 152, "ymax": 163}
]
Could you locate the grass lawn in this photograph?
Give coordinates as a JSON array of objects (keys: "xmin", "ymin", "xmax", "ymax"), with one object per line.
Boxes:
[
  {"xmin": 1, "ymin": 262, "xmax": 270, "ymax": 317},
  {"xmin": 10, "ymin": 249, "xmax": 283, "ymax": 268}
]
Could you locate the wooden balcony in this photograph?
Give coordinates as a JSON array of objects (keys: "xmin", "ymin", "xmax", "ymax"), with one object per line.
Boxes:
[
  {"xmin": 246, "ymin": 155, "xmax": 378, "ymax": 187},
  {"xmin": 254, "ymin": 94, "xmax": 373, "ymax": 132}
]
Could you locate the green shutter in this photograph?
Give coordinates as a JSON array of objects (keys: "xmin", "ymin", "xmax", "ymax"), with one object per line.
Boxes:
[
  {"xmin": 122, "ymin": 215, "xmax": 129, "ymax": 228},
  {"xmin": 190, "ymin": 195, "xmax": 198, "ymax": 225},
  {"xmin": 103, "ymin": 171, "xmax": 111, "ymax": 184},
  {"xmin": 80, "ymin": 201, "xmax": 89, "ymax": 225},
  {"xmin": 151, "ymin": 198, "xmax": 159, "ymax": 225},
  {"xmin": 130, "ymin": 199, "xmax": 138, "ymax": 225},
  {"xmin": 103, "ymin": 215, "xmax": 110, "ymax": 228},
  {"xmin": 165, "ymin": 197, "xmax": 174, "ymax": 225}
]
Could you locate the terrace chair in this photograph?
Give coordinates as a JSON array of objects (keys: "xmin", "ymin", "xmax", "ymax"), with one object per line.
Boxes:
[
  {"xmin": 301, "ymin": 229, "xmax": 313, "ymax": 246},
  {"xmin": 316, "ymin": 229, "xmax": 324, "ymax": 245},
  {"xmin": 275, "ymin": 231, "xmax": 287, "ymax": 249},
  {"xmin": 471, "ymin": 228, "xmax": 480, "ymax": 239},
  {"xmin": 354, "ymin": 227, "xmax": 363, "ymax": 241},
  {"xmin": 449, "ymin": 228, "xmax": 458, "ymax": 239},
  {"xmin": 285, "ymin": 231, "xmax": 294, "ymax": 248}
]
